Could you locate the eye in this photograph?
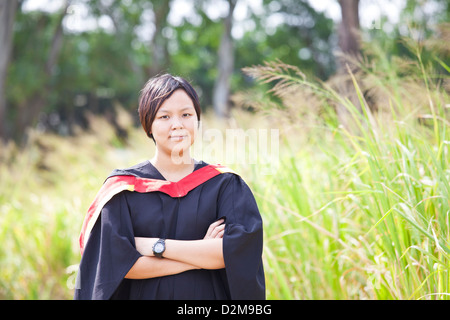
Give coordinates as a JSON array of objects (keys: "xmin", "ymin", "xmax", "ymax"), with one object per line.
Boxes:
[
  {"xmin": 159, "ymin": 115, "xmax": 169, "ymax": 119},
  {"xmin": 182, "ymin": 113, "xmax": 192, "ymax": 117}
]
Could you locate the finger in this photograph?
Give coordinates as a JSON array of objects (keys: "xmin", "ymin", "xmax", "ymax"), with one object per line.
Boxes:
[
  {"xmin": 210, "ymin": 223, "xmax": 225, "ymax": 238},
  {"xmin": 205, "ymin": 222, "xmax": 217, "ymax": 237},
  {"xmin": 204, "ymin": 219, "xmax": 225, "ymax": 239},
  {"xmin": 216, "ymin": 229, "xmax": 224, "ymax": 239},
  {"xmin": 212, "ymin": 218, "xmax": 225, "ymax": 228},
  {"xmin": 207, "ymin": 219, "xmax": 224, "ymax": 234},
  {"xmin": 205, "ymin": 225, "xmax": 213, "ymax": 238}
]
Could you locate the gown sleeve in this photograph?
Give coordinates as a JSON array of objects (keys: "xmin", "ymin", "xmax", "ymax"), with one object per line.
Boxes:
[
  {"xmin": 74, "ymin": 191, "xmax": 142, "ymax": 300},
  {"xmin": 219, "ymin": 174, "xmax": 266, "ymax": 300}
]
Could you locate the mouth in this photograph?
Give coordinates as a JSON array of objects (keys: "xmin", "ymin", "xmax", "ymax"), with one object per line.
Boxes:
[{"xmin": 169, "ymin": 135, "xmax": 188, "ymax": 141}]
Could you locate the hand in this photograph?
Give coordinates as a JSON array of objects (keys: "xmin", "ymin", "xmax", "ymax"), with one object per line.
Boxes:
[
  {"xmin": 135, "ymin": 237, "xmax": 158, "ymax": 256},
  {"xmin": 204, "ymin": 219, "xmax": 225, "ymax": 239}
]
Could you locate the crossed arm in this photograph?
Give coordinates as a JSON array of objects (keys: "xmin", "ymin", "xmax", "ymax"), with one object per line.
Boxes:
[{"xmin": 125, "ymin": 219, "xmax": 225, "ymax": 279}]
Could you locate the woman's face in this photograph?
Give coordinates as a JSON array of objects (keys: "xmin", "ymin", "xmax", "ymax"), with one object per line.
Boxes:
[{"xmin": 151, "ymin": 89, "xmax": 198, "ymax": 159}]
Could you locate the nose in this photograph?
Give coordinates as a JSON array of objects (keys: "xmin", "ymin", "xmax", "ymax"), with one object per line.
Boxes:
[{"xmin": 171, "ymin": 116, "xmax": 183, "ymax": 130}]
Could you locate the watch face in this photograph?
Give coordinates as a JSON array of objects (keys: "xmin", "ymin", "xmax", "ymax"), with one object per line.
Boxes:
[{"xmin": 154, "ymin": 243, "xmax": 164, "ymax": 253}]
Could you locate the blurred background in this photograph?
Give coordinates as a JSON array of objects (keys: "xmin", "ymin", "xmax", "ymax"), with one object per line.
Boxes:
[
  {"xmin": 2, "ymin": 0, "xmax": 447, "ymax": 143},
  {"xmin": 0, "ymin": 0, "xmax": 449, "ymax": 299}
]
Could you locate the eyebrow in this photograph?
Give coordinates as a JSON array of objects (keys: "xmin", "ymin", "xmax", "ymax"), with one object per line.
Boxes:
[{"xmin": 157, "ymin": 106, "xmax": 195, "ymax": 113}]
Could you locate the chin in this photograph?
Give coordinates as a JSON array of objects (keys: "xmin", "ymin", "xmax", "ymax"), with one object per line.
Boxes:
[{"xmin": 168, "ymin": 141, "xmax": 192, "ymax": 154}]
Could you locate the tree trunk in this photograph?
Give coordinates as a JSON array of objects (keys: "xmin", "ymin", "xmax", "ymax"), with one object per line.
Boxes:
[
  {"xmin": 213, "ymin": 0, "xmax": 237, "ymax": 118},
  {"xmin": 14, "ymin": 1, "xmax": 70, "ymax": 142},
  {"xmin": 0, "ymin": 0, "xmax": 19, "ymax": 141},
  {"xmin": 338, "ymin": 0, "xmax": 360, "ymax": 62},
  {"xmin": 148, "ymin": 1, "xmax": 171, "ymax": 76},
  {"xmin": 336, "ymin": 0, "xmax": 362, "ymax": 129}
]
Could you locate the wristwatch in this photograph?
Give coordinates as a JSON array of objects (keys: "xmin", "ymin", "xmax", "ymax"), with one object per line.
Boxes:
[{"xmin": 152, "ymin": 238, "xmax": 166, "ymax": 258}]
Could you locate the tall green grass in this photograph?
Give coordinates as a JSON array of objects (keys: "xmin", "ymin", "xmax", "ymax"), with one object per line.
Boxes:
[{"xmin": 244, "ymin": 40, "xmax": 450, "ymax": 299}]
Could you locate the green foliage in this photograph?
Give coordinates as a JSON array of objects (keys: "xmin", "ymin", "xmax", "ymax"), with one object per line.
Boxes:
[{"xmin": 5, "ymin": 0, "xmax": 338, "ymax": 140}]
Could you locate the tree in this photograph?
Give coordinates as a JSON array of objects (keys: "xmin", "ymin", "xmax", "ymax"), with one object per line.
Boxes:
[
  {"xmin": 334, "ymin": 0, "xmax": 362, "ymax": 128},
  {"xmin": 259, "ymin": 0, "xmax": 336, "ymax": 79},
  {"xmin": 2, "ymin": 0, "xmax": 354, "ymax": 141},
  {"xmin": 0, "ymin": 0, "xmax": 19, "ymax": 141},
  {"xmin": 337, "ymin": 0, "xmax": 360, "ymax": 63},
  {"xmin": 147, "ymin": 0, "xmax": 171, "ymax": 76},
  {"xmin": 212, "ymin": 0, "xmax": 237, "ymax": 118},
  {"xmin": 13, "ymin": 1, "xmax": 70, "ymax": 142},
  {"xmin": 94, "ymin": 0, "xmax": 146, "ymax": 82}
]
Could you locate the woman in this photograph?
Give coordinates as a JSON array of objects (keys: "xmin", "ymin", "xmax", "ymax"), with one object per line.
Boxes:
[{"xmin": 74, "ymin": 74, "xmax": 265, "ymax": 300}]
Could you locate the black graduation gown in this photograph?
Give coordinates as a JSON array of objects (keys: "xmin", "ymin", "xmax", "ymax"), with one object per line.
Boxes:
[{"xmin": 74, "ymin": 160, "xmax": 265, "ymax": 300}]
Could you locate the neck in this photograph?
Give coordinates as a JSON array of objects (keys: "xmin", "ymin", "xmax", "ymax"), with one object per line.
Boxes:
[{"xmin": 151, "ymin": 148, "xmax": 194, "ymax": 175}]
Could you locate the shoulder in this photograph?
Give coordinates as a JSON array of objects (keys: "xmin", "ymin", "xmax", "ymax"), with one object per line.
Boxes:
[
  {"xmin": 207, "ymin": 164, "xmax": 254, "ymax": 193},
  {"xmin": 191, "ymin": 161, "xmax": 239, "ymax": 183},
  {"xmin": 204, "ymin": 163, "xmax": 240, "ymax": 181},
  {"xmin": 107, "ymin": 160, "xmax": 154, "ymax": 179},
  {"xmin": 207, "ymin": 163, "xmax": 238, "ymax": 175}
]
